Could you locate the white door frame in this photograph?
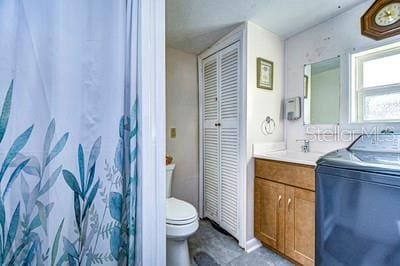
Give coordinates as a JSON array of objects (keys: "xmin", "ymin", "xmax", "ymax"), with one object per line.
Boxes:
[
  {"xmin": 197, "ymin": 23, "xmax": 247, "ymax": 248},
  {"xmin": 138, "ymin": 0, "xmax": 166, "ymax": 265}
]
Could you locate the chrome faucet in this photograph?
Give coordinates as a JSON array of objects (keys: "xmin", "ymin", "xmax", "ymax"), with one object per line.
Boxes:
[{"xmin": 296, "ymin": 139, "xmax": 310, "ymax": 153}]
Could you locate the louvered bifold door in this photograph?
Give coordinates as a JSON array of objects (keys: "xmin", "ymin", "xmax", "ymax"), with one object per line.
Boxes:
[
  {"xmin": 202, "ymin": 55, "xmax": 220, "ymax": 223},
  {"xmin": 219, "ymin": 43, "xmax": 240, "ymax": 238}
]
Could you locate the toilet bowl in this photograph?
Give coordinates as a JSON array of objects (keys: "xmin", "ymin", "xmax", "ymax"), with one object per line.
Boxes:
[
  {"xmin": 166, "ymin": 164, "xmax": 199, "ymax": 266},
  {"xmin": 166, "ymin": 197, "xmax": 198, "ymax": 266}
]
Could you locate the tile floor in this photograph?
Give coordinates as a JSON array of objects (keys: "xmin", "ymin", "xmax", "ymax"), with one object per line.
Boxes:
[{"xmin": 188, "ymin": 219, "xmax": 294, "ymax": 266}]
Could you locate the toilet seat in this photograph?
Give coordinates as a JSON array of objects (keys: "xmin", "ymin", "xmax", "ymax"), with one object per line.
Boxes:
[
  {"xmin": 166, "ymin": 220, "xmax": 199, "ymax": 240},
  {"xmin": 166, "ymin": 197, "xmax": 197, "ymax": 225},
  {"xmin": 166, "ymin": 198, "xmax": 199, "ymax": 239}
]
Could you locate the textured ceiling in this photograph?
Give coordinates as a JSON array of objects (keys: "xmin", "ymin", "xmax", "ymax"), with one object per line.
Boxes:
[{"xmin": 166, "ymin": 0, "xmax": 368, "ymax": 54}]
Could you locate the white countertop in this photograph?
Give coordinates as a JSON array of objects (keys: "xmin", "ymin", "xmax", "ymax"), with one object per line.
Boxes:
[{"xmin": 253, "ymin": 150, "xmax": 324, "ymax": 166}]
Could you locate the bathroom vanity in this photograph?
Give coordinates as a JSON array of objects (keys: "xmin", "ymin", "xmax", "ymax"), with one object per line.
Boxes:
[{"xmin": 254, "ymin": 155, "xmax": 317, "ymax": 266}]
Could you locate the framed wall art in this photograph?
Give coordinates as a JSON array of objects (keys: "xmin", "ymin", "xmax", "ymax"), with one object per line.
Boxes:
[{"xmin": 257, "ymin": 57, "xmax": 273, "ymax": 90}]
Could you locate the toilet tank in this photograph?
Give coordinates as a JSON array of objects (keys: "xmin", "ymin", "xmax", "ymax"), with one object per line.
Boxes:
[{"xmin": 166, "ymin": 164, "xmax": 175, "ymax": 198}]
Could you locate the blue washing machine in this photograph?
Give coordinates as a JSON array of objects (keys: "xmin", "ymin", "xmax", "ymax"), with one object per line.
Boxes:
[{"xmin": 316, "ymin": 134, "xmax": 400, "ymax": 266}]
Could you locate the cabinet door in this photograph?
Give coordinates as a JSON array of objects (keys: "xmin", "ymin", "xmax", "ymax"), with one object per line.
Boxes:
[
  {"xmin": 219, "ymin": 43, "xmax": 240, "ymax": 238},
  {"xmin": 254, "ymin": 178, "xmax": 285, "ymax": 253},
  {"xmin": 285, "ymin": 186, "xmax": 315, "ymax": 266},
  {"xmin": 203, "ymin": 55, "xmax": 220, "ymax": 222}
]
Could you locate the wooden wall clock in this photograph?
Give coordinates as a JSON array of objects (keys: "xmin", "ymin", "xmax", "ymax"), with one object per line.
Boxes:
[{"xmin": 361, "ymin": 0, "xmax": 400, "ymax": 40}]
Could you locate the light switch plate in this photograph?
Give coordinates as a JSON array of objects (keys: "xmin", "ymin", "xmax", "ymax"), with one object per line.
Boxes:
[{"xmin": 170, "ymin": 128, "xmax": 176, "ymax": 138}]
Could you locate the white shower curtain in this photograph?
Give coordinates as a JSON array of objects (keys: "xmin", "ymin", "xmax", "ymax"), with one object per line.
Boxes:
[{"xmin": 0, "ymin": 0, "xmax": 138, "ymax": 265}]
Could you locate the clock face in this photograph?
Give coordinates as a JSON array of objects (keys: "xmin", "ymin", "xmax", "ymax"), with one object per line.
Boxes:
[{"xmin": 375, "ymin": 3, "xmax": 400, "ymax": 26}]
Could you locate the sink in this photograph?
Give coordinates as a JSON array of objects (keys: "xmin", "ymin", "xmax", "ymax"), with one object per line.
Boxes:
[{"xmin": 254, "ymin": 150, "xmax": 324, "ymax": 166}]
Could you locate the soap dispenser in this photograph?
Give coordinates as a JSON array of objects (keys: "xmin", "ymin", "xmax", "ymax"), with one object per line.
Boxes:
[{"xmin": 286, "ymin": 97, "xmax": 301, "ymax": 120}]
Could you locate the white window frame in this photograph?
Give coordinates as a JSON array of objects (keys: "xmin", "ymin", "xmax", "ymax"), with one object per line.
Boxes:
[{"xmin": 351, "ymin": 42, "xmax": 400, "ymax": 123}]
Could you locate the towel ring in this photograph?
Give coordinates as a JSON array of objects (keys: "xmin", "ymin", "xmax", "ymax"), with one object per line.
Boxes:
[{"xmin": 262, "ymin": 116, "xmax": 276, "ymax": 135}]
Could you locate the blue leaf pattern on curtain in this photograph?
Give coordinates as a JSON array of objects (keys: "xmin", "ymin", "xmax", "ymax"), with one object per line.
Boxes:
[
  {"xmin": 0, "ymin": 0, "xmax": 139, "ymax": 264},
  {"xmin": 0, "ymin": 80, "xmax": 138, "ymax": 265},
  {"xmin": 128, "ymin": 101, "xmax": 138, "ymax": 265}
]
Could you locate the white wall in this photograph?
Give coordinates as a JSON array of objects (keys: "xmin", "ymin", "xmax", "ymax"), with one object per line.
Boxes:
[
  {"xmin": 285, "ymin": 0, "xmax": 400, "ymax": 153},
  {"xmin": 246, "ymin": 21, "xmax": 285, "ymax": 241},
  {"xmin": 166, "ymin": 47, "xmax": 199, "ymax": 210}
]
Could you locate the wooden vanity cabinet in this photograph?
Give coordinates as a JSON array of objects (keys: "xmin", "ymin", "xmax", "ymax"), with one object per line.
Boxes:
[
  {"xmin": 254, "ymin": 178, "xmax": 285, "ymax": 253},
  {"xmin": 285, "ymin": 186, "xmax": 315, "ymax": 265},
  {"xmin": 254, "ymin": 159, "xmax": 315, "ymax": 266}
]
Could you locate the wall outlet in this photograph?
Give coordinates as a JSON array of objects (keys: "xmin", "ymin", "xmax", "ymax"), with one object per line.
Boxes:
[{"xmin": 170, "ymin": 127, "xmax": 176, "ymax": 138}]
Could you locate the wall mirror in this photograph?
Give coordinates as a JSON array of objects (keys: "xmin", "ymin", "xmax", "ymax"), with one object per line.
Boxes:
[{"xmin": 304, "ymin": 56, "xmax": 340, "ymax": 125}]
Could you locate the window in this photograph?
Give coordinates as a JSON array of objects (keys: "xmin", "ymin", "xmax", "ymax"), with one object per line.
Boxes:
[{"xmin": 351, "ymin": 42, "xmax": 400, "ymax": 123}]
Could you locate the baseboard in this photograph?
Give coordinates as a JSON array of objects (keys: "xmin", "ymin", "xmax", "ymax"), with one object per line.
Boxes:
[{"xmin": 245, "ymin": 238, "xmax": 262, "ymax": 253}]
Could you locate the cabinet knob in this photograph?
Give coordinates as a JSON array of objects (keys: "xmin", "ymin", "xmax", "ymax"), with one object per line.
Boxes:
[
  {"xmin": 215, "ymin": 123, "xmax": 221, "ymax": 127},
  {"xmin": 287, "ymin": 198, "xmax": 292, "ymax": 212},
  {"xmin": 278, "ymin": 195, "xmax": 282, "ymax": 208}
]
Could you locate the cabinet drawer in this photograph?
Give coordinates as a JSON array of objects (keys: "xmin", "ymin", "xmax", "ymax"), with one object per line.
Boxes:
[{"xmin": 255, "ymin": 159, "xmax": 315, "ymax": 191}]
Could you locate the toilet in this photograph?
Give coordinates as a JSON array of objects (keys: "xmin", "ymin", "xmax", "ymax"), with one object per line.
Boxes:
[{"xmin": 166, "ymin": 164, "xmax": 199, "ymax": 266}]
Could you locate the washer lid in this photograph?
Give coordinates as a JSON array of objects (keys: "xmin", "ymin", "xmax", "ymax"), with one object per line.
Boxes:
[
  {"xmin": 166, "ymin": 197, "xmax": 197, "ymax": 225},
  {"xmin": 317, "ymin": 148, "xmax": 400, "ymax": 176}
]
